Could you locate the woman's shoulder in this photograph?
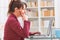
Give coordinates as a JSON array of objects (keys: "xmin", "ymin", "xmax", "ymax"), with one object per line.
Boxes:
[
  {"xmin": 9, "ymin": 17, "xmax": 16, "ymax": 22},
  {"xmin": 7, "ymin": 16, "xmax": 16, "ymax": 22}
]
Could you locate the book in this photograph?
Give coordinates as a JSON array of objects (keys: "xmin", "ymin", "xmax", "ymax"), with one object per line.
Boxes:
[
  {"xmin": 42, "ymin": 9, "xmax": 50, "ymax": 16},
  {"xmin": 50, "ymin": 9, "xmax": 55, "ymax": 16},
  {"xmin": 27, "ymin": 2, "xmax": 30, "ymax": 7},
  {"xmin": 40, "ymin": 0, "xmax": 47, "ymax": 6},
  {"xmin": 32, "ymin": 2, "xmax": 35, "ymax": 7},
  {"xmin": 40, "ymin": 1, "xmax": 45, "ymax": 6},
  {"xmin": 35, "ymin": 2, "xmax": 38, "ymax": 7}
]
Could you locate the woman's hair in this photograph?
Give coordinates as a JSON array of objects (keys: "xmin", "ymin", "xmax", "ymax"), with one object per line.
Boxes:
[
  {"xmin": 8, "ymin": 0, "xmax": 27, "ymax": 13},
  {"xmin": 22, "ymin": 2, "xmax": 27, "ymax": 8}
]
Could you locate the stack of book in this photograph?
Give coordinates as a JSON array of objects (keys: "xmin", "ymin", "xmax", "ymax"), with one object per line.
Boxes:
[
  {"xmin": 40, "ymin": 0, "xmax": 54, "ymax": 7},
  {"xmin": 41, "ymin": 9, "xmax": 54, "ymax": 17},
  {"xmin": 27, "ymin": 2, "xmax": 38, "ymax": 7}
]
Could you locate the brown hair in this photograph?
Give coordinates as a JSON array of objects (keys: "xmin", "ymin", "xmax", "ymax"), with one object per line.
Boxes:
[
  {"xmin": 22, "ymin": 2, "xmax": 27, "ymax": 8},
  {"xmin": 8, "ymin": 0, "xmax": 24, "ymax": 13}
]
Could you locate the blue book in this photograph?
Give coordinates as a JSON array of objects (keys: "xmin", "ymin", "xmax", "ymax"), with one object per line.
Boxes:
[{"xmin": 55, "ymin": 29, "xmax": 60, "ymax": 38}]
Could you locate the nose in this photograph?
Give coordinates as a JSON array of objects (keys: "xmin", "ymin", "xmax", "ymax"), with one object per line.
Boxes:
[{"xmin": 23, "ymin": 10, "xmax": 26, "ymax": 14}]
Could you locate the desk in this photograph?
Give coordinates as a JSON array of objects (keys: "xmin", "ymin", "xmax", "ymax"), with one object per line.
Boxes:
[{"xmin": 25, "ymin": 35, "xmax": 60, "ymax": 40}]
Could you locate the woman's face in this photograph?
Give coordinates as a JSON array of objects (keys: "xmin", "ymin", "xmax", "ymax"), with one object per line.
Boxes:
[{"xmin": 19, "ymin": 5, "xmax": 26, "ymax": 17}]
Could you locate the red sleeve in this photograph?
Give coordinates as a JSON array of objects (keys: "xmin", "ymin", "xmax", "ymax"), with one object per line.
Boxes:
[
  {"xmin": 9, "ymin": 19, "xmax": 30, "ymax": 38},
  {"xmin": 23, "ymin": 21, "xmax": 30, "ymax": 37}
]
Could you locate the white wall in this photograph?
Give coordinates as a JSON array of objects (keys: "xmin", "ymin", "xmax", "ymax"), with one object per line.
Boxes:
[
  {"xmin": 55, "ymin": 0, "xmax": 60, "ymax": 28},
  {"xmin": 0, "ymin": 0, "xmax": 10, "ymax": 24},
  {"xmin": 0, "ymin": 0, "xmax": 10, "ymax": 40}
]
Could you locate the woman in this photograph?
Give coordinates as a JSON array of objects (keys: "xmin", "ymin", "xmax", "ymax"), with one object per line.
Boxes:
[{"xmin": 4, "ymin": 0, "xmax": 30, "ymax": 40}]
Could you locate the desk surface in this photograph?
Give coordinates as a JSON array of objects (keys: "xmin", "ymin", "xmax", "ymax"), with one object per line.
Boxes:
[{"xmin": 26, "ymin": 35, "xmax": 60, "ymax": 39}]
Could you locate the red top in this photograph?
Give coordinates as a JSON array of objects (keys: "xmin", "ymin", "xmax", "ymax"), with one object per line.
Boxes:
[{"xmin": 4, "ymin": 14, "xmax": 30, "ymax": 40}]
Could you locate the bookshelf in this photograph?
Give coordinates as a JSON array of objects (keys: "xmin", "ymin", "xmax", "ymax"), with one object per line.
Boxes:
[
  {"xmin": 25, "ymin": 0, "xmax": 39, "ymax": 32},
  {"xmin": 25, "ymin": 0, "xmax": 55, "ymax": 34}
]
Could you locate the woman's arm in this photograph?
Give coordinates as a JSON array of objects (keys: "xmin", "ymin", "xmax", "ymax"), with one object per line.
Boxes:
[{"xmin": 9, "ymin": 19, "xmax": 30, "ymax": 38}]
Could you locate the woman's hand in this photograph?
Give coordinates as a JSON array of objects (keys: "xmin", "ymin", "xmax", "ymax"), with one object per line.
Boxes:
[
  {"xmin": 29, "ymin": 32, "xmax": 41, "ymax": 36},
  {"xmin": 21, "ymin": 14, "xmax": 28, "ymax": 21},
  {"xmin": 19, "ymin": 8, "xmax": 28, "ymax": 21}
]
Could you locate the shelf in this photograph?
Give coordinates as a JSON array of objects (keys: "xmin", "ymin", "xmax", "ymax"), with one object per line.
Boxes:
[
  {"xmin": 41, "ymin": 16, "xmax": 55, "ymax": 20},
  {"xmin": 25, "ymin": 0, "xmax": 37, "ymax": 2},
  {"xmin": 25, "ymin": 0, "xmax": 55, "ymax": 35},
  {"xmin": 26, "ymin": 7, "xmax": 38, "ymax": 12},
  {"xmin": 41, "ymin": 6, "xmax": 54, "ymax": 9},
  {"xmin": 28, "ymin": 17, "xmax": 38, "ymax": 21},
  {"xmin": 41, "ymin": 16, "xmax": 55, "ymax": 18},
  {"xmin": 27, "ymin": 7, "xmax": 38, "ymax": 9}
]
